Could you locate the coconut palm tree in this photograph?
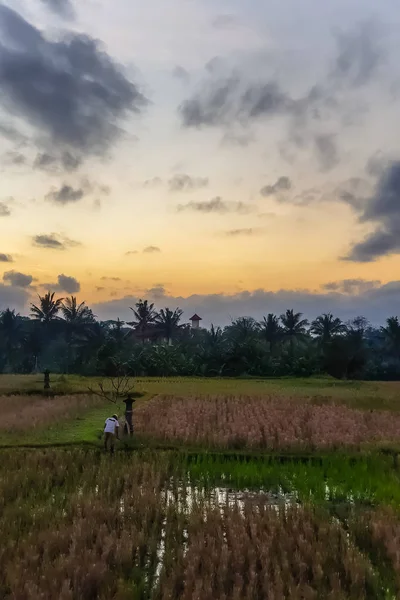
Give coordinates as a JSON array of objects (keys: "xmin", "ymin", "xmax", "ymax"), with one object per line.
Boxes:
[
  {"xmin": 0, "ymin": 308, "xmax": 22, "ymax": 367},
  {"xmin": 225, "ymin": 317, "xmax": 260, "ymax": 344},
  {"xmin": 61, "ymin": 296, "xmax": 95, "ymax": 327},
  {"xmin": 260, "ymin": 313, "xmax": 282, "ymax": 352},
  {"xmin": 128, "ymin": 299, "xmax": 158, "ymax": 344},
  {"xmin": 381, "ymin": 316, "xmax": 400, "ymax": 359},
  {"xmin": 30, "ymin": 292, "xmax": 64, "ymax": 323},
  {"xmin": 155, "ymin": 307, "xmax": 184, "ymax": 345},
  {"xmin": 280, "ymin": 309, "xmax": 309, "ymax": 357},
  {"xmin": 311, "ymin": 313, "xmax": 346, "ymax": 344}
]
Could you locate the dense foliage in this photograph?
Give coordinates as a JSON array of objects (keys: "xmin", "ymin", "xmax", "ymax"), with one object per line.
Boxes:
[{"xmin": 1, "ymin": 294, "xmax": 400, "ymax": 379}]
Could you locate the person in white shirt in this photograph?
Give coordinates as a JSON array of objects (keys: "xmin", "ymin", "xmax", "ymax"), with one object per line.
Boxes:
[{"xmin": 103, "ymin": 414, "xmax": 119, "ymax": 454}]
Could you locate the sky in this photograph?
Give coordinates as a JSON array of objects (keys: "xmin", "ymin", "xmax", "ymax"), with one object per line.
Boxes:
[{"xmin": 1, "ymin": 0, "xmax": 400, "ymax": 326}]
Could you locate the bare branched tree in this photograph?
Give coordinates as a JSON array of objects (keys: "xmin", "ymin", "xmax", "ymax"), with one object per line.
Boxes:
[{"xmin": 88, "ymin": 358, "xmax": 135, "ymax": 406}]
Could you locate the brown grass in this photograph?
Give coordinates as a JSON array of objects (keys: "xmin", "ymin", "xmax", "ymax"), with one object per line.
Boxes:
[
  {"xmin": 134, "ymin": 394, "xmax": 400, "ymax": 450},
  {"xmin": 0, "ymin": 449, "xmax": 390, "ymax": 599},
  {"xmin": 0, "ymin": 394, "xmax": 103, "ymax": 432}
]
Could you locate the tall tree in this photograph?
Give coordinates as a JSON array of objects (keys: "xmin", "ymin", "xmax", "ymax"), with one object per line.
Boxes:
[
  {"xmin": 30, "ymin": 292, "xmax": 63, "ymax": 324},
  {"xmin": 128, "ymin": 299, "xmax": 158, "ymax": 344},
  {"xmin": 260, "ymin": 313, "xmax": 281, "ymax": 352},
  {"xmin": 155, "ymin": 308, "xmax": 184, "ymax": 345},
  {"xmin": 381, "ymin": 316, "xmax": 400, "ymax": 360},
  {"xmin": 311, "ymin": 313, "xmax": 346, "ymax": 344},
  {"xmin": 0, "ymin": 309, "xmax": 22, "ymax": 368},
  {"xmin": 280, "ymin": 309, "xmax": 309, "ymax": 357},
  {"xmin": 225, "ymin": 317, "xmax": 260, "ymax": 344},
  {"xmin": 61, "ymin": 296, "xmax": 95, "ymax": 327}
]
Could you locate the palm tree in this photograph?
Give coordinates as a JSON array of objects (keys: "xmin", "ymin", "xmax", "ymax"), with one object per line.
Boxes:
[
  {"xmin": 280, "ymin": 309, "xmax": 309, "ymax": 357},
  {"xmin": 311, "ymin": 313, "xmax": 346, "ymax": 344},
  {"xmin": 128, "ymin": 299, "xmax": 158, "ymax": 344},
  {"xmin": 0, "ymin": 308, "xmax": 22, "ymax": 366},
  {"xmin": 155, "ymin": 308, "xmax": 183, "ymax": 345},
  {"xmin": 381, "ymin": 316, "xmax": 400, "ymax": 359},
  {"xmin": 260, "ymin": 313, "xmax": 281, "ymax": 352},
  {"xmin": 225, "ymin": 317, "xmax": 260, "ymax": 344},
  {"xmin": 30, "ymin": 292, "xmax": 64, "ymax": 323},
  {"xmin": 61, "ymin": 296, "xmax": 95, "ymax": 327}
]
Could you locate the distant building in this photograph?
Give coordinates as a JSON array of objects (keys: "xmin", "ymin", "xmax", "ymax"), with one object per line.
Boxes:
[{"xmin": 189, "ymin": 314, "xmax": 202, "ymax": 329}]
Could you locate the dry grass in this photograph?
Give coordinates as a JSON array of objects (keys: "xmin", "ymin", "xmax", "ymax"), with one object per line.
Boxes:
[
  {"xmin": 134, "ymin": 394, "xmax": 400, "ymax": 450},
  {"xmin": 0, "ymin": 449, "xmax": 394, "ymax": 599},
  {"xmin": 0, "ymin": 394, "xmax": 103, "ymax": 433}
]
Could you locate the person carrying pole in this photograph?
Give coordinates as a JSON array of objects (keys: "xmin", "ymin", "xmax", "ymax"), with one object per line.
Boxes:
[
  {"xmin": 103, "ymin": 414, "xmax": 119, "ymax": 453},
  {"xmin": 123, "ymin": 393, "xmax": 136, "ymax": 436}
]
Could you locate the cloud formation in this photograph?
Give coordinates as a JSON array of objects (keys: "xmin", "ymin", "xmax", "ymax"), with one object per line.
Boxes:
[
  {"xmin": 0, "ymin": 202, "xmax": 11, "ymax": 217},
  {"xmin": 345, "ymin": 161, "xmax": 400, "ymax": 262},
  {"xmin": 177, "ymin": 196, "xmax": 253, "ymax": 214},
  {"xmin": 168, "ymin": 174, "xmax": 209, "ymax": 192},
  {"xmin": 33, "ymin": 234, "xmax": 80, "ymax": 250},
  {"xmin": 3, "ymin": 270, "xmax": 33, "ymax": 288},
  {"xmin": 45, "ymin": 185, "xmax": 85, "ymax": 205},
  {"xmin": 314, "ymin": 135, "xmax": 339, "ymax": 171},
  {"xmin": 0, "ymin": 254, "xmax": 12, "ymax": 262},
  {"xmin": 143, "ymin": 246, "xmax": 161, "ymax": 254},
  {"xmin": 260, "ymin": 176, "xmax": 291, "ymax": 197},
  {"xmin": 34, "ymin": 152, "xmax": 81, "ymax": 173},
  {"xmin": 56, "ymin": 274, "xmax": 80, "ymax": 293},
  {"xmin": 40, "ymin": 0, "xmax": 75, "ymax": 19},
  {"xmin": 0, "ymin": 5, "xmax": 148, "ymax": 163}
]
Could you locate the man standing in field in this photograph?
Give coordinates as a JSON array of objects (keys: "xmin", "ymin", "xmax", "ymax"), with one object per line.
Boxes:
[
  {"xmin": 123, "ymin": 393, "xmax": 135, "ymax": 436},
  {"xmin": 103, "ymin": 414, "xmax": 119, "ymax": 454}
]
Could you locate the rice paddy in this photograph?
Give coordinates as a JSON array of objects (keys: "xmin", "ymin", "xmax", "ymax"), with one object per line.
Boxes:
[{"xmin": 1, "ymin": 376, "xmax": 400, "ymax": 598}]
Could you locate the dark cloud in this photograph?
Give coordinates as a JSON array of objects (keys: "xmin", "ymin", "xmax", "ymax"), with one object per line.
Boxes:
[
  {"xmin": 168, "ymin": 174, "xmax": 209, "ymax": 192},
  {"xmin": 3, "ymin": 270, "xmax": 33, "ymax": 288},
  {"xmin": 322, "ymin": 279, "xmax": 380, "ymax": 294},
  {"xmin": 177, "ymin": 197, "xmax": 253, "ymax": 214},
  {"xmin": 4, "ymin": 151, "xmax": 26, "ymax": 166},
  {"xmin": 34, "ymin": 151, "xmax": 82, "ymax": 172},
  {"xmin": 179, "ymin": 76, "xmax": 294, "ymax": 129},
  {"xmin": 0, "ymin": 6, "xmax": 148, "ymax": 163},
  {"xmin": 40, "ymin": 0, "xmax": 75, "ymax": 19},
  {"xmin": 56, "ymin": 274, "xmax": 80, "ymax": 293},
  {"xmin": 0, "ymin": 202, "xmax": 11, "ymax": 217},
  {"xmin": 143, "ymin": 246, "xmax": 161, "ymax": 254},
  {"xmin": 92, "ymin": 281, "xmax": 400, "ymax": 329},
  {"xmin": 146, "ymin": 284, "xmax": 166, "ymax": 299},
  {"xmin": 172, "ymin": 66, "xmax": 190, "ymax": 83},
  {"xmin": 366, "ymin": 152, "xmax": 388, "ymax": 178},
  {"xmin": 345, "ymin": 161, "xmax": 400, "ymax": 262},
  {"xmin": 260, "ymin": 176, "xmax": 291, "ymax": 197},
  {"xmin": 33, "ymin": 234, "xmax": 80, "ymax": 250},
  {"xmin": 0, "ymin": 253, "xmax": 13, "ymax": 262},
  {"xmin": 314, "ymin": 134, "xmax": 339, "ymax": 171},
  {"xmin": 225, "ymin": 228, "xmax": 257, "ymax": 237},
  {"xmin": 45, "ymin": 185, "xmax": 85, "ymax": 205},
  {"xmin": 0, "ymin": 283, "xmax": 29, "ymax": 312},
  {"xmin": 332, "ymin": 20, "xmax": 384, "ymax": 86}
]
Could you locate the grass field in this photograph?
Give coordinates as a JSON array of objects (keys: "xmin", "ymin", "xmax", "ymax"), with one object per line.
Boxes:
[{"xmin": 1, "ymin": 375, "xmax": 400, "ymax": 598}]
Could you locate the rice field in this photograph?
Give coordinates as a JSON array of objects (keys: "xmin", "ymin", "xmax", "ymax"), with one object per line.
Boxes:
[
  {"xmin": 0, "ymin": 449, "xmax": 400, "ymax": 599},
  {"xmin": 1, "ymin": 377, "xmax": 400, "ymax": 597}
]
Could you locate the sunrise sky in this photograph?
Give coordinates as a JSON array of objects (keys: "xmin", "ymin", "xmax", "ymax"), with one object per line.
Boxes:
[{"xmin": 1, "ymin": 0, "xmax": 400, "ymax": 326}]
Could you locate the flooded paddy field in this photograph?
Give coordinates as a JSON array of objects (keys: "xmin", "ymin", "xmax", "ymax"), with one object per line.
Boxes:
[{"xmin": 1, "ymin": 448, "xmax": 400, "ymax": 599}]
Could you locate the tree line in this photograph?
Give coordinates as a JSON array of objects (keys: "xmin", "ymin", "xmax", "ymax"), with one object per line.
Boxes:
[{"xmin": 1, "ymin": 292, "xmax": 400, "ymax": 379}]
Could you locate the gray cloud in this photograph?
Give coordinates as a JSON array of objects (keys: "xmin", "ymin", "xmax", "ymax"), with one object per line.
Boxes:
[
  {"xmin": 212, "ymin": 15, "xmax": 238, "ymax": 30},
  {"xmin": 45, "ymin": 185, "xmax": 85, "ymax": 205},
  {"xmin": 0, "ymin": 253, "xmax": 12, "ymax": 262},
  {"xmin": 322, "ymin": 279, "xmax": 380, "ymax": 294},
  {"xmin": 177, "ymin": 196, "xmax": 253, "ymax": 214},
  {"xmin": 332, "ymin": 20, "xmax": 384, "ymax": 87},
  {"xmin": 168, "ymin": 174, "xmax": 209, "ymax": 192},
  {"xmin": 172, "ymin": 66, "xmax": 190, "ymax": 83},
  {"xmin": 57, "ymin": 274, "xmax": 80, "ymax": 293},
  {"xmin": 0, "ymin": 283, "xmax": 29, "ymax": 312},
  {"xmin": 143, "ymin": 177, "xmax": 163, "ymax": 188},
  {"xmin": 92, "ymin": 281, "xmax": 400, "ymax": 329},
  {"xmin": 260, "ymin": 176, "xmax": 291, "ymax": 197},
  {"xmin": 146, "ymin": 284, "xmax": 167, "ymax": 299},
  {"xmin": 33, "ymin": 234, "xmax": 80, "ymax": 250},
  {"xmin": 34, "ymin": 151, "xmax": 82, "ymax": 172},
  {"xmin": 0, "ymin": 6, "xmax": 147, "ymax": 163},
  {"xmin": 3, "ymin": 270, "xmax": 33, "ymax": 288},
  {"xmin": 4, "ymin": 151, "xmax": 26, "ymax": 166},
  {"xmin": 143, "ymin": 246, "xmax": 161, "ymax": 254},
  {"xmin": 0, "ymin": 202, "xmax": 11, "ymax": 216},
  {"xmin": 314, "ymin": 134, "xmax": 339, "ymax": 171},
  {"xmin": 40, "ymin": 0, "xmax": 75, "ymax": 19},
  {"xmin": 125, "ymin": 250, "xmax": 138, "ymax": 256},
  {"xmin": 225, "ymin": 228, "xmax": 257, "ymax": 237},
  {"xmin": 345, "ymin": 161, "xmax": 400, "ymax": 262}
]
